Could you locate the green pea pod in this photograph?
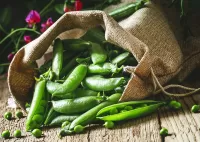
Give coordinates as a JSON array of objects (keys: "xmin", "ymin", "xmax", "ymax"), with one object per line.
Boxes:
[
  {"xmin": 68, "ymin": 93, "xmax": 121, "ymax": 131},
  {"xmin": 53, "ymin": 64, "xmax": 87, "ymax": 97},
  {"xmin": 63, "ymin": 39, "xmax": 91, "ymax": 52},
  {"xmin": 81, "ymin": 28, "xmax": 105, "ymax": 44},
  {"xmin": 90, "ymin": 42, "xmax": 107, "ymax": 64},
  {"xmin": 49, "ymin": 115, "xmax": 79, "ymax": 126},
  {"xmin": 26, "ymin": 80, "xmax": 48, "ymax": 131},
  {"xmin": 44, "ymin": 107, "xmax": 59, "ymax": 125},
  {"xmin": 76, "ymin": 57, "xmax": 91, "ymax": 64},
  {"xmin": 82, "ymin": 76, "xmax": 125, "ymax": 91},
  {"xmin": 39, "ymin": 60, "xmax": 52, "ymax": 74},
  {"xmin": 109, "ymin": 1, "xmax": 145, "ymax": 21},
  {"xmin": 97, "ymin": 100, "xmax": 163, "ymax": 116},
  {"xmin": 52, "ymin": 96, "xmax": 100, "ymax": 114},
  {"xmin": 97, "ymin": 102, "xmax": 165, "ymax": 121},
  {"xmin": 52, "ymin": 38, "xmax": 64, "ymax": 79},
  {"xmin": 52, "ymin": 88, "xmax": 98, "ymax": 100},
  {"xmin": 60, "ymin": 54, "xmax": 81, "ymax": 78},
  {"xmin": 46, "ymin": 81, "xmax": 61, "ymax": 94},
  {"xmin": 88, "ymin": 62, "xmax": 123, "ymax": 75},
  {"xmin": 111, "ymin": 52, "xmax": 130, "ymax": 66}
]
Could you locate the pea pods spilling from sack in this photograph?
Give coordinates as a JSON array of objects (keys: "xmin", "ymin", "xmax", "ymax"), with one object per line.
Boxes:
[{"xmin": 7, "ymin": 0, "xmax": 185, "ymax": 138}]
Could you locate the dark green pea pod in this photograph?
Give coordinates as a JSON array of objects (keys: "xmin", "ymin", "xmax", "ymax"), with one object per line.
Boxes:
[
  {"xmin": 81, "ymin": 28, "xmax": 105, "ymax": 44},
  {"xmin": 109, "ymin": 1, "xmax": 145, "ymax": 21},
  {"xmin": 68, "ymin": 93, "xmax": 121, "ymax": 131},
  {"xmin": 97, "ymin": 100, "xmax": 163, "ymax": 116},
  {"xmin": 49, "ymin": 115, "xmax": 79, "ymax": 126},
  {"xmin": 52, "ymin": 38, "xmax": 64, "ymax": 79},
  {"xmin": 44, "ymin": 107, "xmax": 60, "ymax": 125},
  {"xmin": 90, "ymin": 42, "xmax": 107, "ymax": 64},
  {"xmin": 111, "ymin": 52, "xmax": 130, "ymax": 66},
  {"xmin": 52, "ymin": 88, "xmax": 98, "ymax": 100},
  {"xmin": 97, "ymin": 102, "xmax": 165, "ymax": 121},
  {"xmin": 108, "ymin": 50, "xmax": 120, "ymax": 60},
  {"xmin": 39, "ymin": 60, "xmax": 52, "ymax": 74},
  {"xmin": 82, "ymin": 76, "xmax": 125, "ymax": 91},
  {"xmin": 88, "ymin": 62, "xmax": 123, "ymax": 75},
  {"xmin": 46, "ymin": 81, "xmax": 61, "ymax": 94},
  {"xmin": 63, "ymin": 39, "xmax": 91, "ymax": 52},
  {"xmin": 52, "ymin": 96, "xmax": 100, "ymax": 114},
  {"xmin": 76, "ymin": 57, "xmax": 91, "ymax": 64},
  {"xmin": 124, "ymin": 56, "xmax": 137, "ymax": 66},
  {"xmin": 26, "ymin": 80, "xmax": 48, "ymax": 131},
  {"xmin": 53, "ymin": 64, "xmax": 87, "ymax": 97},
  {"xmin": 60, "ymin": 54, "xmax": 81, "ymax": 78}
]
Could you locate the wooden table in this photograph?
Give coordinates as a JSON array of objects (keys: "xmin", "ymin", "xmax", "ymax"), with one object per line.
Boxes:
[{"xmin": 1, "ymin": 77, "xmax": 200, "ymax": 142}]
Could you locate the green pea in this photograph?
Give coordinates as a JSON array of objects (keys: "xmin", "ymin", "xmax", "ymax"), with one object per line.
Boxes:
[
  {"xmin": 169, "ymin": 100, "xmax": 182, "ymax": 110},
  {"xmin": 25, "ymin": 103, "xmax": 31, "ymax": 108},
  {"xmin": 32, "ymin": 129, "xmax": 42, "ymax": 138},
  {"xmin": 110, "ymin": 108, "xmax": 118, "ymax": 115},
  {"xmin": 1, "ymin": 130, "xmax": 10, "ymax": 139},
  {"xmin": 35, "ymin": 106, "xmax": 45, "ymax": 114},
  {"xmin": 16, "ymin": 111, "xmax": 23, "ymax": 119},
  {"xmin": 4, "ymin": 112, "xmax": 12, "ymax": 120},
  {"xmin": 61, "ymin": 121, "xmax": 70, "ymax": 128},
  {"xmin": 14, "ymin": 130, "xmax": 21, "ymax": 138},
  {"xmin": 74, "ymin": 125, "xmax": 84, "ymax": 133},
  {"xmin": 32, "ymin": 114, "xmax": 44, "ymax": 124},
  {"xmin": 160, "ymin": 127, "xmax": 168, "ymax": 136},
  {"xmin": 191, "ymin": 105, "xmax": 200, "ymax": 113},
  {"xmin": 124, "ymin": 106, "xmax": 133, "ymax": 111},
  {"xmin": 104, "ymin": 121, "xmax": 114, "ymax": 129}
]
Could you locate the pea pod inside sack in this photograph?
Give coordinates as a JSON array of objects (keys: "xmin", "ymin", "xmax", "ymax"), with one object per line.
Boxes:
[
  {"xmin": 88, "ymin": 62, "xmax": 123, "ymax": 75},
  {"xmin": 63, "ymin": 39, "xmax": 91, "ymax": 52},
  {"xmin": 96, "ymin": 101, "xmax": 166, "ymax": 121},
  {"xmin": 90, "ymin": 42, "xmax": 107, "ymax": 64},
  {"xmin": 26, "ymin": 80, "xmax": 49, "ymax": 131},
  {"xmin": 53, "ymin": 64, "xmax": 87, "ymax": 97},
  {"xmin": 82, "ymin": 75, "xmax": 125, "ymax": 91}
]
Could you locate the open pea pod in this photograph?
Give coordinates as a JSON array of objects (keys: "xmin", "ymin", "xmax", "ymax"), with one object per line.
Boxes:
[
  {"xmin": 96, "ymin": 102, "xmax": 165, "ymax": 121},
  {"xmin": 97, "ymin": 100, "xmax": 162, "ymax": 116}
]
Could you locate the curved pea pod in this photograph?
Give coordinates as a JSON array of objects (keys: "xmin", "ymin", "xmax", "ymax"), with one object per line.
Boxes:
[
  {"xmin": 26, "ymin": 80, "xmax": 48, "ymax": 131},
  {"xmin": 88, "ymin": 62, "xmax": 123, "ymax": 75},
  {"xmin": 60, "ymin": 54, "xmax": 80, "ymax": 78},
  {"xmin": 97, "ymin": 102, "xmax": 166, "ymax": 122},
  {"xmin": 76, "ymin": 57, "xmax": 91, "ymax": 64},
  {"xmin": 53, "ymin": 64, "xmax": 87, "ymax": 97},
  {"xmin": 90, "ymin": 42, "xmax": 107, "ymax": 64},
  {"xmin": 63, "ymin": 39, "xmax": 91, "ymax": 52},
  {"xmin": 68, "ymin": 93, "xmax": 121, "ymax": 131},
  {"xmin": 49, "ymin": 115, "xmax": 79, "ymax": 126},
  {"xmin": 52, "ymin": 96, "xmax": 100, "ymax": 114},
  {"xmin": 111, "ymin": 52, "xmax": 130, "ymax": 66},
  {"xmin": 82, "ymin": 76, "xmax": 125, "ymax": 91},
  {"xmin": 97, "ymin": 100, "xmax": 163, "ymax": 116},
  {"xmin": 44, "ymin": 107, "xmax": 60, "ymax": 125},
  {"xmin": 52, "ymin": 38, "xmax": 64, "ymax": 79},
  {"xmin": 46, "ymin": 81, "xmax": 61, "ymax": 94}
]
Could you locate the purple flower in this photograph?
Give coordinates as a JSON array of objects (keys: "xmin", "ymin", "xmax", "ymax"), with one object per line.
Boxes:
[
  {"xmin": 40, "ymin": 18, "xmax": 54, "ymax": 33},
  {"xmin": 24, "ymin": 35, "xmax": 32, "ymax": 43},
  {"xmin": 7, "ymin": 53, "xmax": 15, "ymax": 62},
  {"xmin": 25, "ymin": 10, "xmax": 41, "ymax": 27}
]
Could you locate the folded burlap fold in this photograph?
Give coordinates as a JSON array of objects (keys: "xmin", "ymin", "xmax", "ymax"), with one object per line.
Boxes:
[{"xmin": 7, "ymin": 2, "xmax": 183, "ymax": 111}]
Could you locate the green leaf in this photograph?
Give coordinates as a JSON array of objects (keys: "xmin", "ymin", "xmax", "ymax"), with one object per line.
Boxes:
[
  {"xmin": 55, "ymin": 4, "xmax": 64, "ymax": 15},
  {"xmin": 0, "ymin": 7, "xmax": 12, "ymax": 26}
]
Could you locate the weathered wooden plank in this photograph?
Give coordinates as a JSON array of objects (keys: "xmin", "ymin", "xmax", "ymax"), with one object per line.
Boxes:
[{"xmin": 0, "ymin": 79, "xmax": 162, "ymax": 142}]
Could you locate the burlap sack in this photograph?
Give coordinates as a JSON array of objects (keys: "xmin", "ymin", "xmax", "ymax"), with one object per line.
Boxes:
[{"xmin": 7, "ymin": 2, "xmax": 183, "ymax": 111}]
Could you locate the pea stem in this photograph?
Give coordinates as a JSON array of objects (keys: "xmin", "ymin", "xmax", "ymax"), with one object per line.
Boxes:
[
  {"xmin": 0, "ymin": 28, "xmax": 41, "ymax": 44},
  {"xmin": 0, "ymin": 63, "xmax": 10, "ymax": 66},
  {"xmin": 40, "ymin": 0, "xmax": 55, "ymax": 16}
]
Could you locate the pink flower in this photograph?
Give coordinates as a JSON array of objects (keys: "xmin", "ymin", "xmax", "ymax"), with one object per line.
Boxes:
[
  {"xmin": 25, "ymin": 10, "xmax": 41, "ymax": 27},
  {"xmin": 7, "ymin": 53, "xmax": 15, "ymax": 62},
  {"xmin": 63, "ymin": 0, "xmax": 75, "ymax": 12},
  {"xmin": 40, "ymin": 18, "xmax": 54, "ymax": 33},
  {"xmin": 24, "ymin": 35, "xmax": 32, "ymax": 43},
  {"xmin": 75, "ymin": 0, "xmax": 83, "ymax": 11}
]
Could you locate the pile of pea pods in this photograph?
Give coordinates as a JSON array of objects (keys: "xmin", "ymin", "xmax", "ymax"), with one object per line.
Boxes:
[{"xmin": 25, "ymin": 29, "xmax": 168, "ymax": 137}]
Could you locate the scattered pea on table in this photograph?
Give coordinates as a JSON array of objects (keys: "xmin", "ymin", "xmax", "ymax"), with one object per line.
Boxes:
[
  {"xmin": 16, "ymin": 110, "xmax": 23, "ymax": 119},
  {"xmin": 104, "ymin": 121, "xmax": 115, "ymax": 129},
  {"xmin": 74, "ymin": 125, "xmax": 84, "ymax": 133},
  {"xmin": 160, "ymin": 127, "xmax": 168, "ymax": 136},
  {"xmin": 1, "ymin": 130, "xmax": 10, "ymax": 139},
  {"xmin": 168, "ymin": 100, "xmax": 182, "ymax": 110},
  {"xmin": 191, "ymin": 105, "xmax": 200, "ymax": 113},
  {"xmin": 14, "ymin": 129, "xmax": 22, "ymax": 138},
  {"xmin": 4, "ymin": 112, "xmax": 12, "ymax": 120},
  {"xmin": 32, "ymin": 129, "xmax": 42, "ymax": 138}
]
